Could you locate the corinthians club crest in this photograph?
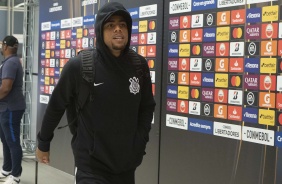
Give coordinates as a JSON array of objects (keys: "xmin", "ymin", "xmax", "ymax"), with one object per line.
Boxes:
[{"xmin": 129, "ymin": 77, "xmax": 140, "ymax": 95}]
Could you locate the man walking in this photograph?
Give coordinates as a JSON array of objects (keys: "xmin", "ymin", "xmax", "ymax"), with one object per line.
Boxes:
[{"xmin": 37, "ymin": 2, "xmax": 155, "ymax": 184}]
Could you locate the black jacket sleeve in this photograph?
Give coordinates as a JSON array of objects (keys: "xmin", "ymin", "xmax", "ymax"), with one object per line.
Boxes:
[
  {"xmin": 37, "ymin": 57, "xmax": 80, "ymax": 152},
  {"xmin": 137, "ymin": 56, "xmax": 156, "ymax": 145}
]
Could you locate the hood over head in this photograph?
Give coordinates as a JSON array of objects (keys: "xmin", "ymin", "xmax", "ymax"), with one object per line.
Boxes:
[{"xmin": 95, "ymin": 2, "xmax": 132, "ymax": 57}]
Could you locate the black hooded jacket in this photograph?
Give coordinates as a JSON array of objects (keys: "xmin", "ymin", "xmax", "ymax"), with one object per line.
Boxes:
[{"xmin": 37, "ymin": 2, "xmax": 156, "ymax": 175}]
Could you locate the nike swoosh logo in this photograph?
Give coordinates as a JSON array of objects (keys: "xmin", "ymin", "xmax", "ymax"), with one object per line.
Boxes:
[{"xmin": 94, "ymin": 82, "xmax": 104, "ymax": 86}]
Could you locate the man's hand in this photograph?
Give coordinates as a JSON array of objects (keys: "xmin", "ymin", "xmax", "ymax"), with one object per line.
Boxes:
[{"xmin": 36, "ymin": 147, "xmax": 50, "ymax": 164}]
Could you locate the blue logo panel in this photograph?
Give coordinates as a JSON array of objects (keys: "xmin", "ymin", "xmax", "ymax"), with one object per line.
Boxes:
[
  {"xmin": 71, "ymin": 29, "xmax": 77, "ymax": 39},
  {"xmin": 128, "ymin": 7, "xmax": 139, "ymax": 20},
  {"xmin": 55, "ymin": 41, "xmax": 60, "ymax": 49},
  {"xmin": 192, "ymin": 0, "xmax": 217, "ymax": 11},
  {"xmin": 168, "ymin": 44, "xmax": 179, "ymax": 57},
  {"xmin": 244, "ymin": 58, "xmax": 260, "ymax": 74},
  {"xmin": 54, "ymin": 68, "xmax": 60, "ymax": 77},
  {"xmin": 275, "ymin": 132, "xmax": 282, "ymax": 147},
  {"xmin": 51, "ymin": 20, "xmax": 60, "ymax": 30},
  {"xmin": 246, "ymin": 8, "xmax": 261, "ymax": 23},
  {"xmin": 242, "ymin": 107, "xmax": 258, "ymax": 124},
  {"xmin": 202, "ymin": 73, "xmax": 215, "ymax": 87},
  {"xmin": 188, "ymin": 118, "xmax": 213, "ymax": 135},
  {"xmin": 41, "ymin": 51, "xmax": 46, "ymax": 58},
  {"xmin": 203, "ymin": 28, "xmax": 216, "ymax": 42},
  {"xmin": 167, "ymin": 85, "xmax": 178, "ymax": 98},
  {"xmin": 132, "ymin": 21, "xmax": 139, "ymax": 33},
  {"xmin": 83, "ymin": 15, "xmax": 95, "ymax": 26}
]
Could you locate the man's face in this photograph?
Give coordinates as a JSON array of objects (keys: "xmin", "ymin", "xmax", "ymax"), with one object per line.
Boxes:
[{"xmin": 103, "ymin": 15, "xmax": 128, "ymax": 57}]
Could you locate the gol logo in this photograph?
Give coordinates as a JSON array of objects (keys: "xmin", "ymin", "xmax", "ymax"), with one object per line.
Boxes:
[
  {"xmin": 215, "ymin": 58, "xmax": 229, "ymax": 72},
  {"xmin": 232, "ymin": 27, "xmax": 243, "ymax": 39},
  {"xmin": 231, "ymin": 75, "xmax": 241, "ymax": 87},
  {"xmin": 179, "ymin": 30, "xmax": 190, "ymax": 43},
  {"xmin": 214, "ymin": 104, "xmax": 227, "ymax": 119},
  {"xmin": 190, "ymin": 88, "xmax": 200, "ymax": 99},
  {"xmin": 261, "ymin": 41, "xmax": 277, "ymax": 56},
  {"xmin": 178, "ymin": 72, "xmax": 189, "ymax": 85},
  {"xmin": 192, "ymin": 45, "xmax": 201, "ymax": 55},
  {"xmin": 259, "ymin": 92, "xmax": 275, "ymax": 108},
  {"xmin": 45, "ymin": 41, "xmax": 50, "ymax": 49},
  {"xmin": 138, "ymin": 46, "xmax": 146, "ymax": 57},
  {"xmin": 217, "ymin": 11, "xmax": 230, "ymax": 26}
]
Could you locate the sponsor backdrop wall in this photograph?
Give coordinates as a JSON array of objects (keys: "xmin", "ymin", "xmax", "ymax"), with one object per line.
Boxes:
[
  {"xmin": 38, "ymin": 0, "xmax": 282, "ymax": 183},
  {"xmin": 161, "ymin": 0, "xmax": 282, "ymax": 184},
  {"xmin": 37, "ymin": 0, "xmax": 162, "ymax": 183}
]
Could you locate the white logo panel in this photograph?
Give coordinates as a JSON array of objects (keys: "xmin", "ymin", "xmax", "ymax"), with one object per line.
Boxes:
[
  {"xmin": 169, "ymin": 0, "xmax": 192, "ymax": 14},
  {"xmin": 166, "ymin": 114, "xmax": 188, "ymax": 130},
  {"xmin": 214, "ymin": 121, "xmax": 241, "ymax": 140},
  {"xmin": 242, "ymin": 126, "xmax": 274, "ymax": 146}
]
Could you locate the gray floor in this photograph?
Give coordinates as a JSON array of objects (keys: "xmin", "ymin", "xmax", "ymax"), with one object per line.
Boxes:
[{"xmin": 0, "ymin": 145, "xmax": 74, "ymax": 184}]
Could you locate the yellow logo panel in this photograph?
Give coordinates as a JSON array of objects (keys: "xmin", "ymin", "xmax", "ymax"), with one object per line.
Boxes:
[
  {"xmin": 179, "ymin": 44, "xmax": 190, "ymax": 57},
  {"xmin": 45, "ymin": 50, "xmax": 50, "ymax": 59},
  {"xmin": 60, "ymin": 40, "xmax": 66, "ymax": 49},
  {"xmin": 76, "ymin": 28, "xmax": 83, "ymax": 38},
  {"xmin": 216, "ymin": 27, "xmax": 230, "ymax": 41},
  {"xmin": 178, "ymin": 86, "xmax": 189, "ymax": 100},
  {"xmin": 260, "ymin": 58, "xmax": 276, "ymax": 74},
  {"xmin": 139, "ymin": 20, "xmax": 148, "ymax": 32},
  {"xmin": 44, "ymin": 76, "xmax": 50, "ymax": 85},
  {"xmin": 262, "ymin": 5, "xmax": 278, "ymax": 22},
  {"xmin": 215, "ymin": 73, "xmax": 228, "ymax": 88},
  {"xmin": 258, "ymin": 109, "xmax": 275, "ymax": 126}
]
